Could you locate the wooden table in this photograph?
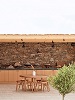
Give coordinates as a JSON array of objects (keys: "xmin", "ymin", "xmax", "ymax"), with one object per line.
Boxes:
[{"xmin": 20, "ymin": 75, "xmax": 48, "ymax": 92}]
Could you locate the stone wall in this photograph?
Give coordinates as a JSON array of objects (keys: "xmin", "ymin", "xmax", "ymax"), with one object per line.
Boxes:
[{"xmin": 0, "ymin": 42, "xmax": 75, "ymax": 67}]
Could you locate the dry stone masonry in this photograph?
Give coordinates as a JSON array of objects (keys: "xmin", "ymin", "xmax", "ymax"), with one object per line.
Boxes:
[{"xmin": 0, "ymin": 42, "xmax": 75, "ymax": 68}]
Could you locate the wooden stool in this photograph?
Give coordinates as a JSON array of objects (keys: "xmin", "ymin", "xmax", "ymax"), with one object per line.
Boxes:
[
  {"xmin": 36, "ymin": 80, "xmax": 42, "ymax": 91},
  {"xmin": 16, "ymin": 80, "xmax": 25, "ymax": 91},
  {"xmin": 26, "ymin": 80, "xmax": 32, "ymax": 90},
  {"xmin": 41, "ymin": 81, "xmax": 50, "ymax": 91}
]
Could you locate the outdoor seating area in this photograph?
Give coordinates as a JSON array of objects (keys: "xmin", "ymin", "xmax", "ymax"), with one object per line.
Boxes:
[
  {"xmin": 0, "ymin": 34, "xmax": 75, "ymax": 100},
  {"xmin": 16, "ymin": 74, "xmax": 50, "ymax": 92}
]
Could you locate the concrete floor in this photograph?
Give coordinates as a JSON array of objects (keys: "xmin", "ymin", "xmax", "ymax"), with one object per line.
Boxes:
[{"xmin": 0, "ymin": 84, "xmax": 75, "ymax": 100}]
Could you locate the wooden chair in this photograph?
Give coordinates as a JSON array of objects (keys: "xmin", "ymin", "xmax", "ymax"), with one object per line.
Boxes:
[
  {"xmin": 41, "ymin": 78, "xmax": 50, "ymax": 91},
  {"xmin": 26, "ymin": 78, "xmax": 32, "ymax": 90},
  {"xmin": 35, "ymin": 77, "xmax": 42, "ymax": 91},
  {"xmin": 36, "ymin": 77, "xmax": 50, "ymax": 92},
  {"xmin": 19, "ymin": 76, "xmax": 33, "ymax": 91},
  {"xmin": 16, "ymin": 79, "xmax": 25, "ymax": 91}
]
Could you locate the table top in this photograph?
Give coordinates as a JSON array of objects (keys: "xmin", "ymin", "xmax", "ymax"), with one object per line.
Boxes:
[{"xmin": 20, "ymin": 75, "xmax": 48, "ymax": 78}]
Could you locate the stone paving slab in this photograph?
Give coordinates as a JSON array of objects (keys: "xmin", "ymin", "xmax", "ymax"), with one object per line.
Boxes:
[{"xmin": 0, "ymin": 84, "xmax": 75, "ymax": 100}]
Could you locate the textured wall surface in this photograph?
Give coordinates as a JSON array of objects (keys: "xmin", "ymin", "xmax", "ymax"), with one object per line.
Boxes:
[{"xmin": 0, "ymin": 42, "xmax": 75, "ymax": 67}]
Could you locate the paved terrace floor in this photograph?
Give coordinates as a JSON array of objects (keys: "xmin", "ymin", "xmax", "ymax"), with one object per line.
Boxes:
[{"xmin": 0, "ymin": 84, "xmax": 75, "ymax": 100}]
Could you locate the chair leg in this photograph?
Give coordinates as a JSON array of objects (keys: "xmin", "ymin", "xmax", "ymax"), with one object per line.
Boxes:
[
  {"xmin": 43, "ymin": 85, "xmax": 44, "ymax": 91},
  {"xmin": 16, "ymin": 83, "xmax": 20, "ymax": 91},
  {"xmin": 47, "ymin": 82, "xmax": 50, "ymax": 92},
  {"xmin": 16, "ymin": 83, "xmax": 18, "ymax": 91},
  {"xmin": 22, "ymin": 82, "xmax": 25, "ymax": 90}
]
